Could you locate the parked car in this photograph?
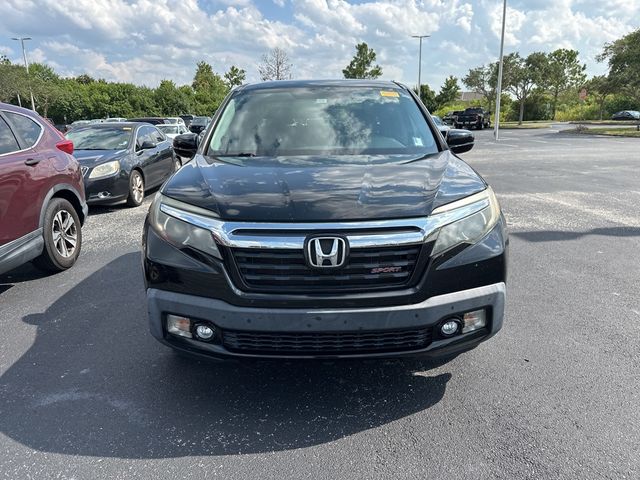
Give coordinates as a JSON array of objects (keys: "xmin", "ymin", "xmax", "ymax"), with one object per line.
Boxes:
[
  {"xmin": 104, "ymin": 117, "xmax": 128, "ymax": 123},
  {"xmin": 179, "ymin": 115, "xmax": 194, "ymax": 128},
  {"xmin": 443, "ymin": 110, "xmax": 463, "ymax": 126},
  {"xmin": 157, "ymin": 123, "xmax": 189, "ymax": 139},
  {"xmin": 611, "ymin": 110, "xmax": 640, "ymax": 121},
  {"xmin": 0, "ymin": 102, "xmax": 87, "ymax": 275},
  {"xmin": 164, "ymin": 117, "xmax": 187, "ymax": 127},
  {"xmin": 68, "ymin": 120, "xmax": 91, "ymax": 130},
  {"xmin": 127, "ymin": 117, "xmax": 168, "ymax": 126},
  {"xmin": 188, "ymin": 116, "xmax": 210, "ymax": 134},
  {"xmin": 455, "ymin": 107, "xmax": 491, "ymax": 129},
  {"xmin": 431, "ymin": 115, "xmax": 451, "ymax": 137},
  {"xmin": 66, "ymin": 123, "xmax": 180, "ymax": 207},
  {"xmin": 144, "ymin": 80, "xmax": 507, "ymax": 361}
]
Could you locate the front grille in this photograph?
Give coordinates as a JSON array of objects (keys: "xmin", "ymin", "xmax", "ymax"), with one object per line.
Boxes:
[
  {"xmin": 231, "ymin": 244, "xmax": 422, "ymax": 293},
  {"xmin": 80, "ymin": 166, "xmax": 88, "ymax": 177},
  {"xmin": 222, "ymin": 327, "xmax": 432, "ymax": 355}
]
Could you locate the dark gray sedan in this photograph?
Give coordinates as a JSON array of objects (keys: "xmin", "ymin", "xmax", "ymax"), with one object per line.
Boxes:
[{"xmin": 66, "ymin": 123, "xmax": 180, "ymax": 207}]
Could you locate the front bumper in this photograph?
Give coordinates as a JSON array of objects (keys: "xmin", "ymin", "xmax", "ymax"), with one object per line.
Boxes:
[
  {"xmin": 147, "ymin": 282, "xmax": 505, "ymax": 360},
  {"xmin": 84, "ymin": 172, "xmax": 129, "ymax": 205}
]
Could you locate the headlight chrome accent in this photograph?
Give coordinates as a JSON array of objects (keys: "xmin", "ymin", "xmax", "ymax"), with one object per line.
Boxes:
[
  {"xmin": 430, "ymin": 187, "xmax": 501, "ymax": 255},
  {"xmin": 88, "ymin": 160, "xmax": 120, "ymax": 179},
  {"xmin": 149, "ymin": 194, "xmax": 222, "ymax": 259}
]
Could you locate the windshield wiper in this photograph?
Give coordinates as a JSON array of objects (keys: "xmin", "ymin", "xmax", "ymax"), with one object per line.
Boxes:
[
  {"xmin": 216, "ymin": 152, "xmax": 256, "ymax": 157},
  {"xmin": 401, "ymin": 153, "xmax": 436, "ymax": 165}
]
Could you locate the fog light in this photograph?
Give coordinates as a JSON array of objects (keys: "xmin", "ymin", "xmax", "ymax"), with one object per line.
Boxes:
[
  {"xmin": 167, "ymin": 314, "xmax": 192, "ymax": 338},
  {"xmin": 462, "ymin": 309, "xmax": 487, "ymax": 333},
  {"xmin": 195, "ymin": 324, "xmax": 215, "ymax": 341},
  {"xmin": 440, "ymin": 319, "xmax": 461, "ymax": 337}
]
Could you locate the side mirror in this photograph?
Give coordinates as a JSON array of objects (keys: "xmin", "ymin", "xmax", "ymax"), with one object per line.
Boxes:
[
  {"xmin": 139, "ymin": 140, "xmax": 157, "ymax": 150},
  {"xmin": 173, "ymin": 133, "xmax": 199, "ymax": 159},
  {"xmin": 447, "ymin": 129, "xmax": 474, "ymax": 154}
]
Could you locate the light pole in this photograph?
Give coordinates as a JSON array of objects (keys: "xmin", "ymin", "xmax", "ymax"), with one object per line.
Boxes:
[
  {"xmin": 493, "ymin": 0, "xmax": 507, "ymax": 141},
  {"xmin": 11, "ymin": 36, "xmax": 36, "ymax": 111},
  {"xmin": 411, "ymin": 35, "xmax": 430, "ymax": 93}
]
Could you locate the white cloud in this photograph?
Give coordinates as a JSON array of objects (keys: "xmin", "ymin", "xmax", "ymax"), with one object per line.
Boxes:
[{"xmin": 0, "ymin": 0, "xmax": 636, "ymax": 91}]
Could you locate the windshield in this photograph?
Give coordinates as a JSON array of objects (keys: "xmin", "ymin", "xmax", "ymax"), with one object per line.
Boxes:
[
  {"xmin": 432, "ymin": 115, "xmax": 443, "ymax": 126},
  {"xmin": 207, "ymin": 87, "xmax": 438, "ymax": 159},
  {"xmin": 66, "ymin": 127, "xmax": 132, "ymax": 150},
  {"xmin": 158, "ymin": 125, "xmax": 180, "ymax": 134}
]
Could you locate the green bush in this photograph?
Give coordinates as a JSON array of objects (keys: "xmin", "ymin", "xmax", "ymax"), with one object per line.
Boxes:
[{"xmin": 555, "ymin": 103, "xmax": 600, "ymax": 121}]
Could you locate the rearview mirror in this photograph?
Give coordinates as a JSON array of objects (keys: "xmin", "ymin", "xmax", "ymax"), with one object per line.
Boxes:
[
  {"xmin": 173, "ymin": 133, "xmax": 199, "ymax": 159},
  {"xmin": 447, "ymin": 129, "xmax": 474, "ymax": 154}
]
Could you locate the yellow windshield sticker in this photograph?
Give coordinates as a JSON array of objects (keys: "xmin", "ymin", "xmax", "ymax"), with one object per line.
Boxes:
[
  {"xmin": 380, "ymin": 90, "xmax": 400, "ymax": 98},
  {"xmin": 122, "ymin": 127, "xmax": 132, "ymax": 131}
]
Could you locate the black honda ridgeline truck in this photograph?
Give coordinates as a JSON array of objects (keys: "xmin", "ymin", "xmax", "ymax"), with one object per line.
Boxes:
[{"xmin": 142, "ymin": 80, "xmax": 508, "ymax": 361}]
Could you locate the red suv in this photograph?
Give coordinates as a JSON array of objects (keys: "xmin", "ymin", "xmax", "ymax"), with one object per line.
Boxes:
[{"xmin": 0, "ymin": 103, "xmax": 87, "ymax": 275}]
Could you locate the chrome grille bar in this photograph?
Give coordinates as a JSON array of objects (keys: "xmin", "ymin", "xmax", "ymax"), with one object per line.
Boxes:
[{"xmin": 159, "ymin": 196, "xmax": 489, "ymax": 250}]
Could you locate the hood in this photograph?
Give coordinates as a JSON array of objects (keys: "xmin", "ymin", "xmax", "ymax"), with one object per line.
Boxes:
[
  {"xmin": 161, "ymin": 151, "xmax": 486, "ymax": 222},
  {"xmin": 74, "ymin": 149, "xmax": 128, "ymax": 167}
]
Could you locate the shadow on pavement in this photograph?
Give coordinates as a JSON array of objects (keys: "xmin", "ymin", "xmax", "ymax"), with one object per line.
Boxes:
[
  {"xmin": 0, "ymin": 252, "xmax": 451, "ymax": 458},
  {"xmin": 0, "ymin": 263, "xmax": 56, "ymax": 297},
  {"xmin": 513, "ymin": 226, "xmax": 640, "ymax": 243}
]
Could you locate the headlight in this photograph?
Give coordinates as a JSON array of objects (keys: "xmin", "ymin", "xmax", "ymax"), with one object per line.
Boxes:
[
  {"xmin": 88, "ymin": 160, "xmax": 120, "ymax": 179},
  {"xmin": 148, "ymin": 194, "xmax": 222, "ymax": 259},
  {"xmin": 431, "ymin": 187, "xmax": 501, "ymax": 255}
]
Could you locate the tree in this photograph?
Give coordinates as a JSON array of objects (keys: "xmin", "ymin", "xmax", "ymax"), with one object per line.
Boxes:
[
  {"xmin": 342, "ymin": 42, "xmax": 383, "ymax": 79},
  {"xmin": 258, "ymin": 48, "xmax": 293, "ymax": 81},
  {"xmin": 0, "ymin": 61, "xmax": 28, "ymax": 103},
  {"xmin": 597, "ymin": 28, "xmax": 640, "ymax": 105},
  {"xmin": 154, "ymin": 79, "xmax": 191, "ymax": 115},
  {"xmin": 546, "ymin": 49, "xmax": 586, "ymax": 119},
  {"xmin": 224, "ymin": 66, "xmax": 246, "ymax": 89},
  {"xmin": 503, "ymin": 52, "xmax": 548, "ymax": 124},
  {"xmin": 75, "ymin": 74, "xmax": 95, "ymax": 84},
  {"xmin": 413, "ymin": 84, "xmax": 437, "ymax": 111},
  {"xmin": 463, "ymin": 63, "xmax": 498, "ymax": 112},
  {"xmin": 192, "ymin": 61, "xmax": 229, "ymax": 114},
  {"xmin": 435, "ymin": 76, "xmax": 460, "ymax": 108},
  {"xmin": 585, "ymin": 75, "xmax": 615, "ymax": 120},
  {"xmin": 30, "ymin": 63, "xmax": 63, "ymax": 118}
]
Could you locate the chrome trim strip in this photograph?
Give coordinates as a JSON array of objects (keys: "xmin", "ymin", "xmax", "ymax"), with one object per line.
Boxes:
[
  {"xmin": 159, "ymin": 196, "xmax": 490, "ymax": 250},
  {"xmin": 0, "ymin": 109, "xmax": 45, "ymax": 158}
]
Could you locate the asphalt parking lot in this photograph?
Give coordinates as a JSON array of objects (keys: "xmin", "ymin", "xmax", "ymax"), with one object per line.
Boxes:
[{"xmin": 1, "ymin": 127, "xmax": 639, "ymax": 479}]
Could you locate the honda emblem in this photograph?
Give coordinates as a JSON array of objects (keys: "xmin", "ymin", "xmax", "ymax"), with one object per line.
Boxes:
[{"xmin": 305, "ymin": 236, "xmax": 348, "ymax": 269}]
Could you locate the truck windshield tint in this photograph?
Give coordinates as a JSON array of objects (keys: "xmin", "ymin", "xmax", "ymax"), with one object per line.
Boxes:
[{"xmin": 207, "ymin": 87, "xmax": 439, "ymax": 159}]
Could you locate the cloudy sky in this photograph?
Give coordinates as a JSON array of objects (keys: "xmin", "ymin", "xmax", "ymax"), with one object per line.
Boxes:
[{"xmin": 0, "ymin": 0, "xmax": 637, "ymax": 90}]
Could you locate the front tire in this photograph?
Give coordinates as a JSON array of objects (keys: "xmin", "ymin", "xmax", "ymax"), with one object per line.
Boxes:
[
  {"xmin": 33, "ymin": 198, "xmax": 82, "ymax": 272},
  {"xmin": 126, "ymin": 170, "xmax": 145, "ymax": 207}
]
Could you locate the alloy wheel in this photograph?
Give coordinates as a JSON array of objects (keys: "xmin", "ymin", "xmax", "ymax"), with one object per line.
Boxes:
[
  {"xmin": 51, "ymin": 209, "xmax": 77, "ymax": 258},
  {"xmin": 132, "ymin": 173, "xmax": 144, "ymax": 204}
]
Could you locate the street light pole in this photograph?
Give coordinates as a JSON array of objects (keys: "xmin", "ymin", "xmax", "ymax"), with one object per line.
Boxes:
[
  {"xmin": 493, "ymin": 0, "xmax": 507, "ymax": 141},
  {"xmin": 411, "ymin": 35, "xmax": 430, "ymax": 93},
  {"xmin": 11, "ymin": 36, "xmax": 36, "ymax": 111}
]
